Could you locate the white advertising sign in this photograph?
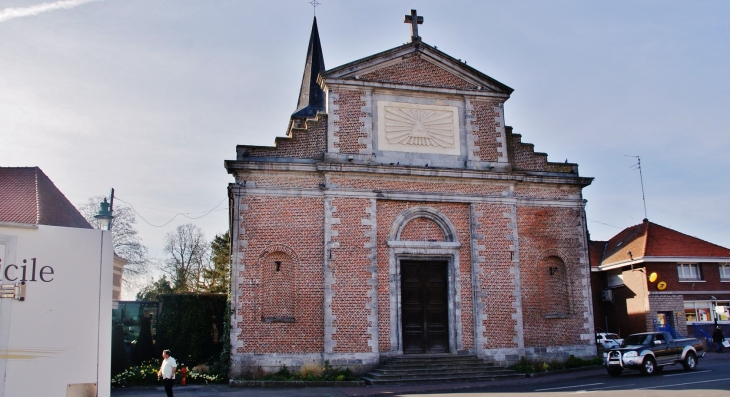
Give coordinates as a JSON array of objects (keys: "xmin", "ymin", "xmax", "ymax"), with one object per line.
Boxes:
[{"xmin": 0, "ymin": 225, "xmax": 113, "ymax": 397}]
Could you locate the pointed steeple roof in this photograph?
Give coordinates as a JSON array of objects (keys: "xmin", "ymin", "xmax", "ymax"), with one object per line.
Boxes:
[{"xmin": 292, "ymin": 17, "xmax": 326, "ymax": 118}]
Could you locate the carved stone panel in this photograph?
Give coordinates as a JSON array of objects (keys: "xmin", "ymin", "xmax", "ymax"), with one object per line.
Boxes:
[{"xmin": 377, "ymin": 101, "xmax": 460, "ymax": 155}]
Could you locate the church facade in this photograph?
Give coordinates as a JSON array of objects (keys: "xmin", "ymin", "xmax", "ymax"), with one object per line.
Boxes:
[{"xmin": 225, "ymin": 13, "xmax": 596, "ymax": 375}]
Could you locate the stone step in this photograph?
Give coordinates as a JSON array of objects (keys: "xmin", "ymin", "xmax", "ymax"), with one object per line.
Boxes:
[
  {"xmin": 388, "ymin": 355, "xmax": 491, "ymax": 362},
  {"xmin": 361, "ymin": 355, "xmax": 521, "ymax": 386},
  {"xmin": 378, "ymin": 362, "xmax": 495, "ymax": 370},
  {"xmin": 361, "ymin": 373, "xmax": 524, "ymax": 386},
  {"xmin": 368, "ymin": 368, "xmax": 517, "ymax": 378}
]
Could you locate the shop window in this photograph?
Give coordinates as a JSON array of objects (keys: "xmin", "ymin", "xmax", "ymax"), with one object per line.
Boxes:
[
  {"xmin": 262, "ymin": 251, "xmax": 295, "ymax": 322},
  {"xmin": 541, "ymin": 256, "xmax": 570, "ymax": 318},
  {"xmin": 716, "ymin": 303, "xmax": 730, "ymax": 321},
  {"xmin": 685, "ymin": 301, "xmax": 714, "ymax": 323},
  {"xmin": 720, "ymin": 264, "xmax": 730, "ymax": 280},
  {"xmin": 677, "ymin": 263, "xmax": 702, "ymax": 280}
]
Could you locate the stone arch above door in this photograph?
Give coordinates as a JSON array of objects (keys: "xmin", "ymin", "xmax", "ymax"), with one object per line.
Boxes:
[{"xmin": 389, "ymin": 206, "xmax": 458, "ymax": 243}]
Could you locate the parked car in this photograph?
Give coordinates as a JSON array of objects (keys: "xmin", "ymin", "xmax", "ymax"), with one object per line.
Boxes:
[
  {"xmin": 604, "ymin": 331, "xmax": 704, "ymax": 377},
  {"xmin": 596, "ymin": 332, "xmax": 624, "ymax": 349}
]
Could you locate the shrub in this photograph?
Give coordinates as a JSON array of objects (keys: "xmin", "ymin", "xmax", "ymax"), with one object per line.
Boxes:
[
  {"xmin": 111, "ymin": 361, "xmax": 160, "ymax": 387},
  {"xmin": 155, "ymin": 293, "xmax": 226, "ymax": 367},
  {"xmin": 111, "ymin": 360, "xmax": 226, "ymax": 387},
  {"xmin": 111, "ymin": 324, "xmax": 128, "ymax": 376},
  {"xmin": 234, "ymin": 361, "xmax": 356, "ymax": 382},
  {"xmin": 510, "ymin": 355, "xmax": 603, "ymax": 374},
  {"xmin": 511, "ymin": 357, "xmax": 536, "ymax": 373},
  {"xmin": 131, "ymin": 316, "xmax": 155, "ymax": 365}
]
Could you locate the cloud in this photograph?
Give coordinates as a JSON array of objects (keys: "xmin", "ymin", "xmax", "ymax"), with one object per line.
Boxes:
[{"xmin": 0, "ymin": 0, "xmax": 103, "ymax": 23}]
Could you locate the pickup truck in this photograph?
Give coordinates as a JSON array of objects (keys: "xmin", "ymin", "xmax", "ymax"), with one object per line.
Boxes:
[{"xmin": 604, "ymin": 331, "xmax": 704, "ymax": 377}]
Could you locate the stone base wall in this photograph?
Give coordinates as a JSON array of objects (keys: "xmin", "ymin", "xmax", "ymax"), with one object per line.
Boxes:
[
  {"xmin": 229, "ymin": 352, "xmax": 380, "ymax": 377},
  {"xmin": 480, "ymin": 344, "xmax": 597, "ymax": 366}
]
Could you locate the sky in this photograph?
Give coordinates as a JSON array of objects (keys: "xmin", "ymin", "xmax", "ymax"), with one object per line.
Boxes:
[{"xmin": 1, "ymin": 1, "xmax": 729, "ymax": 298}]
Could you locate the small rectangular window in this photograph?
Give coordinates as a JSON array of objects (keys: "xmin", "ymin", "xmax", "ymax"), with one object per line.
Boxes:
[
  {"xmin": 720, "ymin": 264, "xmax": 730, "ymax": 280},
  {"xmin": 677, "ymin": 263, "xmax": 701, "ymax": 280}
]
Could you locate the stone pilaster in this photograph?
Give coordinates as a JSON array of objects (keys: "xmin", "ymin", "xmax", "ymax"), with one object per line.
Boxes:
[
  {"xmin": 323, "ymin": 197, "xmax": 340, "ymax": 355},
  {"xmin": 505, "ymin": 204, "xmax": 524, "ymax": 349},
  {"xmin": 359, "ymin": 90, "xmax": 373, "ymax": 155},
  {"xmin": 363, "ymin": 198, "xmax": 378, "ymax": 353}
]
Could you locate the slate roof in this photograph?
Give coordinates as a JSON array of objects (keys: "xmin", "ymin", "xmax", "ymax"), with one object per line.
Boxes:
[
  {"xmin": 591, "ymin": 219, "xmax": 730, "ymax": 268},
  {"xmin": 0, "ymin": 167, "xmax": 92, "ymax": 229},
  {"xmin": 292, "ymin": 17, "xmax": 326, "ymax": 119}
]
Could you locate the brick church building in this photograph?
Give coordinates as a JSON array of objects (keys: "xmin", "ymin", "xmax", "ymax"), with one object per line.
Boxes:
[{"xmin": 225, "ymin": 12, "xmax": 596, "ymax": 374}]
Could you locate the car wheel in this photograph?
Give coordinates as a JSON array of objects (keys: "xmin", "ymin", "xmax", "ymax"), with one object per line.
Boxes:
[
  {"xmin": 682, "ymin": 351, "xmax": 697, "ymax": 371},
  {"xmin": 640, "ymin": 356, "xmax": 656, "ymax": 376},
  {"xmin": 607, "ymin": 368, "xmax": 623, "ymax": 377}
]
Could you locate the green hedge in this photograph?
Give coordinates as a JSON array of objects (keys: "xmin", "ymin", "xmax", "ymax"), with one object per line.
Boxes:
[{"xmin": 155, "ymin": 293, "xmax": 227, "ymax": 367}]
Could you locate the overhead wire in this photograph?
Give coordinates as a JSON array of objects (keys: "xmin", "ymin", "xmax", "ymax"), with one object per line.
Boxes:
[
  {"xmin": 114, "ymin": 197, "xmax": 227, "ymax": 228},
  {"xmin": 588, "ymin": 219, "xmax": 622, "ymax": 229}
]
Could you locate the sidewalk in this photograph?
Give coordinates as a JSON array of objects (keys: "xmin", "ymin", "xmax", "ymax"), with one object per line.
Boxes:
[
  {"xmin": 111, "ymin": 352, "xmax": 730, "ymax": 397},
  {"xmin": 111, "ymin": 367, "xmax": 605, "ymax": 397}
]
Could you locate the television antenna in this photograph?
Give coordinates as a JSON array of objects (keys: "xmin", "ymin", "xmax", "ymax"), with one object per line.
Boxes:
[{"xmin": 625, "ymin": 155, "xmax": 648, "ymax": 220}]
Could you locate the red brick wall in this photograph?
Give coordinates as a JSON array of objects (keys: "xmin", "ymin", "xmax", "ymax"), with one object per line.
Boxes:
[
  {"xmin": 644, "ymin": 262, "xmax": 730, "ymax": 297},
  {"xmin": 329, "ymin": 177, "xmax": 507, "ymax": 196},
  {"xmin": 510, "ymin": 134, "xmax": 548, "ymax": 171},
  {"xmin": 514, "ymin": 186, "xmax": 581, "ymax": 200},
  {"xmin": 236, "ymin": 196, "xmax": 324, "ymax": 353},
  {"xmin": 328, "ymin": 197, "xmax": 374, "ymax": 353},
  {"xmin": 376, "ymin": 201, "xmax": 474, "ymax": 352},
  {"xmin": 541, "ymin": 256, "xmax": 570, "ymax": 317},
  {"xmin": 472, "ymin": 203, "xmax": 517, "ymax": 349},
  {"xmin": 243, "ymin": 174, "xmax": 323, "ymax": 189},
  {"xmin": 333, "ymin": 90, "xmax": 367, "ymax": 154},
  {"xmin": 359, "ymin": 56, "xmax": 476, "ymax": 90},
  {"xmin": 243, "ymin": 115, "xmax": 327, "ymax": 159},
  {"xmin": 471, "ymin": 100, "xmax": 504, "ymax": 162},
  {"xmin": 517, "ymin": 206, "xmax": 589, "ymax": 347},
  {"xmin": 261, "ymin": 251, "xmax": 295, "ymax": 319},
  {"xmin": 400, "ymin": 217, "xmax": 446, "ymax": 241}
]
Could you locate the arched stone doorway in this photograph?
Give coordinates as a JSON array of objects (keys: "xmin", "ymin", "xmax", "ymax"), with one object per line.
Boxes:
[{"xmin": 387, "ymin": 207, "xmax": 463, "ymax": 354}]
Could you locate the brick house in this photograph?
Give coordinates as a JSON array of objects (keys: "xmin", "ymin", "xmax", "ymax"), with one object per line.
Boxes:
[
  {"xmin": 590, "ymin": 219, "xmax": 730, "ymax": 338},
  {"xmin": 225, "ymin": 15, "xmax": 596, "ymax": 375},
  {"xmin": 0, "ymin": 166, "xmax": 127, "ymax": 300}
]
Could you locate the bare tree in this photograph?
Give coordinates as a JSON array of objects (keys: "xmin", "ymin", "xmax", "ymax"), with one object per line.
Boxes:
[
  {"xmin": 77, "ymin": 196, "xmax": 150, "ymax": 291},
  {"xmin": 162, "ymin": 223, "xmax": 210, "ymax": 292}
]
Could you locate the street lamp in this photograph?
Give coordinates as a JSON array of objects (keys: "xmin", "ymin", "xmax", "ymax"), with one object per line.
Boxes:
[{"xmin": 94, "ymin": 197, "xmax": 114, "ymax": 230}]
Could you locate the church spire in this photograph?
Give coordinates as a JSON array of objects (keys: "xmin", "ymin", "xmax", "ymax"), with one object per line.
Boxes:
[{"xmin": 292, "ymin": 17, "xmax": 326, "ymax": 118}]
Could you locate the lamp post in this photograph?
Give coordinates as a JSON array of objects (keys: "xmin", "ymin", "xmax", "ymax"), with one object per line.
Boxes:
[{"xmin": 94, "ymin": 197, "xmax": 114, "ymax": 231}]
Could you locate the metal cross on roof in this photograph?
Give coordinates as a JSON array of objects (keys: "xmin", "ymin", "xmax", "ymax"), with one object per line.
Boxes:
[
  {"xmin": 309, "ymin": 0, "xmax": 320, "ymax": 16},
  {"xmin": 404, "ymin": 9, "xmax": 423, "ymax": 42}
]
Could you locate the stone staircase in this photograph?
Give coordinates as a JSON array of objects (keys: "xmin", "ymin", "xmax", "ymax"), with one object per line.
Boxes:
[{"xmin": 361, "ymin": 355, "xmax": 524, "ymax": 385}]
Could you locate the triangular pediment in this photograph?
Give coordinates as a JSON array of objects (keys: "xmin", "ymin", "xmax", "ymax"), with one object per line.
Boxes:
[{"xmin": 321, "ymin": 42, "xmax": 513, "ymax": 96}]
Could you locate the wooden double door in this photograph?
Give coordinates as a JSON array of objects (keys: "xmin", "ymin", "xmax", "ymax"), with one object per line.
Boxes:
[{"xmin": 401, "ymin": 261, "xmax": 449, "ymax": 354}]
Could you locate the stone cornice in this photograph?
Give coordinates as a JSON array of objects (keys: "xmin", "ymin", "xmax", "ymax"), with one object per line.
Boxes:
[
  {"xmin": 227, "ymin": 184, "xmax": 587, "ymax": 208},
  {"xmin": 225, "ymin": 160, "xmax": 593, "ymax": 187},
  {"xmin": 323, "ymin": 79, "xmax": 510, "ymax": 99}
]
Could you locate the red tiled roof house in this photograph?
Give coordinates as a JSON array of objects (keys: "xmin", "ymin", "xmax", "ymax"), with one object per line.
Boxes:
[
  {"xmin": 0, "ymin": 167, "xmax": 127, "ymax": 300},
  {"xmin": 590, "ymin": 219, "xmax": 730, "ymax": 338}
]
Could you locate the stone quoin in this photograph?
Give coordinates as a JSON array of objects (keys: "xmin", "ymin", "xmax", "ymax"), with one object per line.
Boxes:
[{"xmin": 225, "ymin": 11, "xmax": 596, "ymax": 376}]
